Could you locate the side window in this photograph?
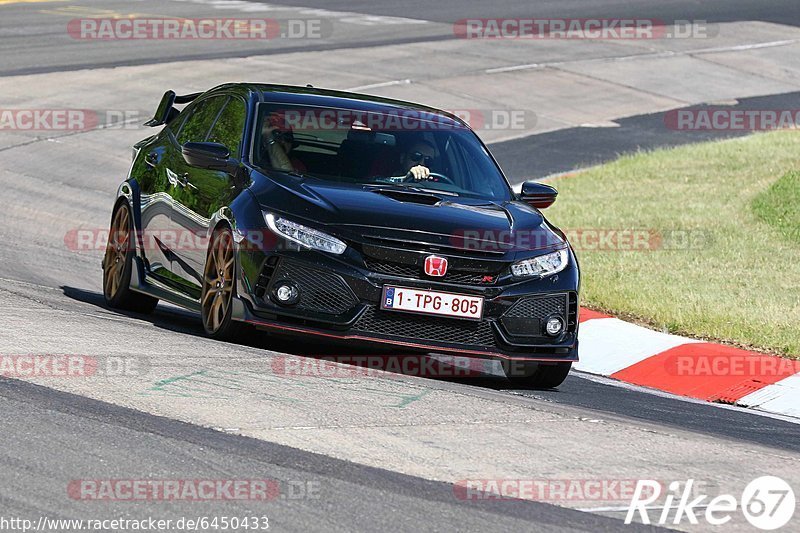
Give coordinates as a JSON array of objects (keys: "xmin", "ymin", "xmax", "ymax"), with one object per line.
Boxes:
[
  {"xmin": 207, "ymin": 98, "xmax": 247, "ymax": 159},
  {"xmin": 443, "ymin": 135, "xmax": 467, "ymax": 187},
  {"xmin": 176, "ymin": 96, "xmax": 227, "ymax": 146}
]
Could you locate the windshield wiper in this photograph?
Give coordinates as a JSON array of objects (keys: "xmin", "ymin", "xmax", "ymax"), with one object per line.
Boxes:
[
  {"xmin": 280, "ymin": 168, "xmax": 317, "ymax": 180},
  {"xmin": 407, "ymin": 186, "xmax": 458, "ymax": 197},
  {"xmin": 363, "ymin": 180, "xmax": 459, "ymax": 196}
]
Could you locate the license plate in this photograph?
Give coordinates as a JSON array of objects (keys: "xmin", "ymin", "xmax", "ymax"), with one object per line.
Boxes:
[{"xmin": 381, "ymin": 286, "xmax": 484, "ymax": 320}]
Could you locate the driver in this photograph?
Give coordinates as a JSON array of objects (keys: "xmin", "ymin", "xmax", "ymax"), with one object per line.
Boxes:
[
  {"xmin": 398, "ymin": 141, "xmax": 436, "ymax": 181},
  {"xmin": 261, "ymin": 113, "xmax": 307, "ymax": 173}
]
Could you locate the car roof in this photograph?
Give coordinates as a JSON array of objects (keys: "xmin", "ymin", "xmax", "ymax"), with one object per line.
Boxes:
[{"xmin": 202, "ymin": 82, "xmax": 469, "ymax": 129}]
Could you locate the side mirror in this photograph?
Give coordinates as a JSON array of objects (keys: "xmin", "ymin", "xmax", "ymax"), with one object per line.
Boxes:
[
  {"xmin": 182, "ymin": 142, "xmax": 238, "ymax": 174},
  {"xmin": 519, "ymin": 181, "xmax": 558, "ymax": 209}
]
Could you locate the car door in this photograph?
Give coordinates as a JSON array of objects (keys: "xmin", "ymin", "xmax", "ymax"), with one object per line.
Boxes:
[
  {"xmin": 131, "ymin": 112, "xmax": 185, "ymax": 277},
  {"xmin": 170, "ymin": 95, "xmax": 247, "ymax": 288}
]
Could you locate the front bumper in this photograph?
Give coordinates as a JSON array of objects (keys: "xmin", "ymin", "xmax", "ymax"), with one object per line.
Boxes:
[{"xmin": 235, "ymin": 249, "xmax": 580, "ymax": 363}]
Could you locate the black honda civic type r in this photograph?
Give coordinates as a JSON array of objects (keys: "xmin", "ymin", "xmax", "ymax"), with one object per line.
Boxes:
[{"xmin": 103, "ymin": 83, "xmax": 580, "ymax": 388}]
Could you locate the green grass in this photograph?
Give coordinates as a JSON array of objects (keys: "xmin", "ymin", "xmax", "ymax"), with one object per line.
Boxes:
[
  {"xmin": 753, "ymin": 170, "xmax": 800, "ymax": 245},
  {"xmin": 546, "ymin": 130, "xmax": 800, "ymax": 358}
]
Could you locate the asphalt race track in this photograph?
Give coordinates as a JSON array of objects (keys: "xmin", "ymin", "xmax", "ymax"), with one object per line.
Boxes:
[{"xmin": 0, "ymin": 1, "xmax": 798, "ymax": 531}]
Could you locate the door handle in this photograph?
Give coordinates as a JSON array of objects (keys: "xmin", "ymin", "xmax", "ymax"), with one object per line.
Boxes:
[
  {"xmin": 167, "ymin": 168, "xmax": 196, "ymax": 189},
  {"xmin": 181, "ymin": 173, "xmax": 197, "ymax": 190},
  {"xmin": 166, "ymin": 168, "xmax": 184, "ymax": 188}
]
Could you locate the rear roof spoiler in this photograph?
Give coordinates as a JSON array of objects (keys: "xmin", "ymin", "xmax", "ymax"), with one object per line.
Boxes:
[{"xmin": 144, "ymin": 90, "xmax": 202, "ymax": 127}]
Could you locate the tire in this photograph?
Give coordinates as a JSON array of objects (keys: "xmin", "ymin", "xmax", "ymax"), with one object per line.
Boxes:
[
  {"xmin": 502, "ymin": 360, "xmax": 572, "ymax": 389},
  {"xmin": 200, "ymin": 226, "xmax": 242, "ymax": 341},
  {"xmin": 102, "ymin": 202, "xmax": 159, "ymax": 313}
]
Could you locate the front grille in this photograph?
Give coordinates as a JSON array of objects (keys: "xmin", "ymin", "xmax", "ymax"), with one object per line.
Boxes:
[
  {"xmin": 364, "ymin": 259, "xmax": 498, "ymax": 285},
  {"xmin": 365, "ymin": 259, "xmax": 417, "ymax": 278},
  {"xmin": 500, "ymin": 293, "xmax": 569, "ymax": 338},
  {"xmin": 351, "ymin": 306, "xmax": 496, "ymax": 348},
  {"xmin": 261, "ymin": 259, "xmax": 358, "ymax": 315},
  {"xmin": 363, "ymin": 235, "xmax": 506, "ymax": 258},
  {"xmin": 505, "ymin": 294, "xmax": 568, "ymax": 319}
]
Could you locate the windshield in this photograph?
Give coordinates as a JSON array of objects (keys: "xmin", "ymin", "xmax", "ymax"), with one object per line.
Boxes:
[{"xmin": 252, "ymin": 103, "xmax": 513, "ymax": 201}]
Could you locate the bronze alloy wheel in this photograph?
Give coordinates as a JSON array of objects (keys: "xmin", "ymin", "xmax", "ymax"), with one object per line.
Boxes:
[
  {"xmin": 201, "ymin": 228, "xmax": 237, "ymax": 336},
  {"xmin": 102, "ymin": 202, "xmax": 158, "ymax": 313},
  {"xmin": 103, "ymin": 204, "xmax": 131, "ymax": 300}
]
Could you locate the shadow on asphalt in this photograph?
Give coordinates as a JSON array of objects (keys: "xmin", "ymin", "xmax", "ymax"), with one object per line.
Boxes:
[
  {"xmin": 493, "ymin": 90, "xmax": 800, "ymax": 181},
  {"xmin": 61, "ymin": 286, "xmax": 800, "ymax": 452},
  {"xmin": 60, "ymin": 285, "xmax": 523, "ymax": 386}
]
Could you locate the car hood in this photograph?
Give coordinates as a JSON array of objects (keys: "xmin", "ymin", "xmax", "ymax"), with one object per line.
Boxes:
[{"xmin": 250, "ymin": 175, "xmax": 566, "ymax": 255}]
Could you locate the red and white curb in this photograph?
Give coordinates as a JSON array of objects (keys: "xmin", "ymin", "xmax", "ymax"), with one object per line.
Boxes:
[{"xmin": 577, "ymin": 310, "xmax": 800, "ymax": 420}]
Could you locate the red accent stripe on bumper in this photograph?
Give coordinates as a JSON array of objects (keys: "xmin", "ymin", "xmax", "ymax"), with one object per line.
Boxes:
[{"xmin": 244, "ymin": 318, "xmax": 577, "ymax": 363}]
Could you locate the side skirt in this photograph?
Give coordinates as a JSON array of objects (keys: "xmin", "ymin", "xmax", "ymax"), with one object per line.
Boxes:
[{"xmin": 128, "ymin": 256, "xmax": 202, "ymax": 313}]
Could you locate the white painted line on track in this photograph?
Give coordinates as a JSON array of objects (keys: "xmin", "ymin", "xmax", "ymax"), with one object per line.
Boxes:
[
  {"xmin": 485, "ymin": 52, "xmax": 677, "ymax": 74},
  {"xmin": 485, "ymin": 38, "xmax": 800, "ymax": 74},
  {"xmin": 576, "ymin": 504, "xmax": 711, "ymax": 514},
  {"xmin": 692, "ymin": 38, "xmax": 800, "ymax": 54},
  {"xmin": 0, "ymin": 276, "xmax": 60, "ymax": 291},
  {"xmin": 346, "ymin": 79, "xmax": 412, "ymax": 91}
]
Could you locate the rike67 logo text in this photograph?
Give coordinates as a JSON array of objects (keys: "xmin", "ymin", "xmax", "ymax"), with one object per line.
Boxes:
[{"xmin": 626, "ymin": 477, "xmax": 795, "ymax": 530}]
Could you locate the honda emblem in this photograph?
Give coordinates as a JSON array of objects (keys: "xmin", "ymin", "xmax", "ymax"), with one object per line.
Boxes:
[{"xmin": 424, "ymin": 255, "xmax": 448, "ymax": 277}]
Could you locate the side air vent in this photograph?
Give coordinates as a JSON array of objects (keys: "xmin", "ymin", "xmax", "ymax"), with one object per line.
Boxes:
[
  {"xmin": 254, "ymin": 256, "xmax": 280, "ymax": 298},
  {"xmin": 567, "ymin": 292, "xmax": 578, "ymax": 332}
]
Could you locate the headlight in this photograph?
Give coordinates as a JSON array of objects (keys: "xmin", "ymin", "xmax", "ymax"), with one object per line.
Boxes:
[
  {"xmin": 511, "ymin": 249, "xmax": 569, "ymax": 279},
  {"xmin": 264, "ymin": 213, "xmax": 347, "ymax": 255}
]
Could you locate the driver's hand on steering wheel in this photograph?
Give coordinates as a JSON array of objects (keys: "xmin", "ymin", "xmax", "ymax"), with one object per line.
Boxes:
[{"xmin": 408, "ymin": 165, "xmax": 432, "ymax": 181}]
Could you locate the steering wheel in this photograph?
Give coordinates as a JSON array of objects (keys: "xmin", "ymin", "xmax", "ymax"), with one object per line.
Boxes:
[{"xmin": 403, "ymin": 171, "xmax": 455, "ymax": 185}]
